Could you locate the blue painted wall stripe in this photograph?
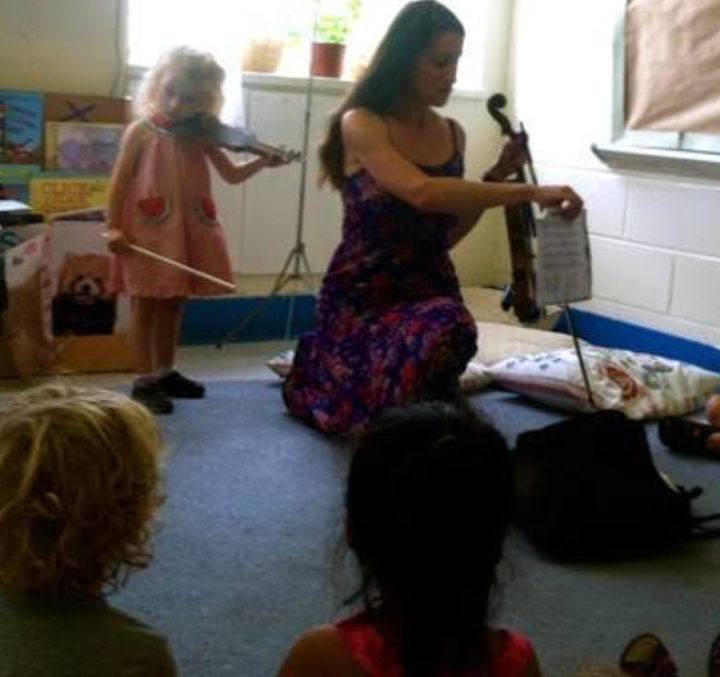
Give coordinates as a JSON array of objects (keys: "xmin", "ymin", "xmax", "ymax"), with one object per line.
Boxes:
[
  {"xmin": 181, "ymin": 295, "xmax": 316, "ymax": 344},
  {"xmin": 182, "ymin": 294, "xmax": 720, "ymax": 376},
  {"xmin": 555, "ymin": 308, "xmax": 720, "ymax": 373}
]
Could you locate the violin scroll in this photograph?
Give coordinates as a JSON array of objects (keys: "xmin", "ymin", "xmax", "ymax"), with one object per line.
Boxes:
[{"xmin": 486, "ymin": 93, "xmax": 515, "ymax": 139}]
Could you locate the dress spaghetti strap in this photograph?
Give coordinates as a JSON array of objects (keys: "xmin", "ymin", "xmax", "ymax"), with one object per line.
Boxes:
[{"xmin": 447, "ymin": 117, "xmax": 460, "ymax": 154}]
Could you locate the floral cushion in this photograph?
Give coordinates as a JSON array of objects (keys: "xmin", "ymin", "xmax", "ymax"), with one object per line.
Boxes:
[
  {"xmin": 267, "ymin": 349, "xmax": 493, "ymax": 393},
  {"xmin": 489, "ymin": 346, "xmax": 720, "ymax": 420},
  {"xmin": 475, "ymin": 322, "xmax": 578, "ymax": 366}
]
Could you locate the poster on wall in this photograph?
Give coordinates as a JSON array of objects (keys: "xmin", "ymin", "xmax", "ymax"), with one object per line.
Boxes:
[
  {"xmin": 45, "ymin": 121, "xmax": 125, "ymax": 173},
  {"xmin": 0, "ymin": 89, "xmax": 44, "ymax": 167},
  {"xmin": 29, "ymin": 174, "xmax": 110, "ymax": 219}
]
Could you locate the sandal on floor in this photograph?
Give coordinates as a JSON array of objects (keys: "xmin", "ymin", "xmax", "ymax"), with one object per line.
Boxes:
[
  {"xmin": 658, "ymin": 417, "xmax": 718, "ymax": 457},
  {"xmin": 620, "ymin": 633, "xmax": 679, "ymax": 677},
  {"xmin": 709, "ymin": 631, "xmax": 720, "ymax": 677}
]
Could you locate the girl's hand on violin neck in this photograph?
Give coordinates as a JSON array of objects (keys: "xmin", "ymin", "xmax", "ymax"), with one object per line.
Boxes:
[
  {"xmin": 532, "ymin": 185, "xmax": 583, "ymax": 220},
  {"xmin": 106, "ymin": 228, "xmax": 132, "ymax": 254},
  {"xmin": 262, "ymin": 150, "xmax": 291, "ymax": 167}
]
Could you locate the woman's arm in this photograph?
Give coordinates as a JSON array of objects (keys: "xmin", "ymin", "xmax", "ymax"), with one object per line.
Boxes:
[
  {"xmin": 206, "ymin": 144, "xmax": 286, "ymax": 184},
  {"xmin": 106, "ymin": 121, "xmax": 147, "ymax": 253},
  {"xmin": 449, "ymin": 128, "xmax": 535, "ymax": 247},
  {"xmin": 448, "ymin": 121, "xmax": 485, "ymax": 247},
  {"xmin": 342, "ymin": 109, "xmax": 582, "ymax": 220}
]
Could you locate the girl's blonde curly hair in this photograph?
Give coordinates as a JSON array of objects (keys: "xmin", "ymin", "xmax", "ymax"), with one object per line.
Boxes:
[
  {"xmin": 0, "ymin": 384, "xmax": 165, "ymax": 601},
  {"xmin": 135, "ymin": 45, "xmax": 225, "ymax": 118}
]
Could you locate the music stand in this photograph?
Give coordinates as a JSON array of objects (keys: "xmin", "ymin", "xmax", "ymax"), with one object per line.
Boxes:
[{"xmin": 218, "ymin": 8, "xmax": 319, "ymax": 347}]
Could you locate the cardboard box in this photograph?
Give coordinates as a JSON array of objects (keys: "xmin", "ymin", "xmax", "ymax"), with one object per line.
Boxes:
[{"xmin": 0, "ymin": 218, "xmax": 132, "ymax": 377}]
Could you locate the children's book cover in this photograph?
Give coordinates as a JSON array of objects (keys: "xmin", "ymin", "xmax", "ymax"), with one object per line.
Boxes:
[
  {"xmin": 0, "ymin": 90, "xmax": 44, "ymax": 166},
  {"xmin": 45, "ymin": 121, "xmax": 125, "ymax": 173},
  {"xmin": 0, "ymin": 165, "xmax": 41, "ymax": 203},
  {"xmin": 44, "ymin": 93, "xmax": 131, "ymax": 125},
  {"xmin": 29, "ymin": 175, "xmax": 110, "ymax": 218}
]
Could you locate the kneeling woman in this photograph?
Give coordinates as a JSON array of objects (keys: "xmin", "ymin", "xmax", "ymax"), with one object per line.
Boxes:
[{"xmin": 283, "ymin": 0, "xmax": 583, "ymax": 435}]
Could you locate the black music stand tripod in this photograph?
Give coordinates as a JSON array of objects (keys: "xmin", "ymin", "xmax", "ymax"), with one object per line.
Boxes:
[{"xmin": 217, "ymin": 47, "xmax": 317, "ymax": 348}]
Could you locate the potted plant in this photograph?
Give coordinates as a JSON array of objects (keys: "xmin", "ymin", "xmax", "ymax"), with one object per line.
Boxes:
[
  {"xmin": 311, "ymin": 0, "xmax": 361, "ymax": 78},
  {"xmin": 242, "ymin": 36, "xmax": 285, "ymax": 74}
]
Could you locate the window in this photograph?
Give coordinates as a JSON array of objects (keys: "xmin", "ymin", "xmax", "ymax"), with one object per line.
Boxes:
[
  {"xmin": 128, "ymin": 0, "xmax": 490, "ymax": 91},
  {"xmin": 593, "ymin": 0, "xmax": 720, "ymax": 178}
]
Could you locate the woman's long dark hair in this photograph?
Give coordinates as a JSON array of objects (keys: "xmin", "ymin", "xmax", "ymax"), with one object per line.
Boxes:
[
  {"xmin": 345, "ymin": 401, "xmax": 514, "ymax": 677},
  {"xmin": 318, "ymin": 1, "xmax": 465, "ymax": 189}
]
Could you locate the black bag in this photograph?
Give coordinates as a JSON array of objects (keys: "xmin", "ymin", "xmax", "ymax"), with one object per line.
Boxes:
[{"xmin": 513, "ymin": 410, "xmax": 720, "ymax": 560}]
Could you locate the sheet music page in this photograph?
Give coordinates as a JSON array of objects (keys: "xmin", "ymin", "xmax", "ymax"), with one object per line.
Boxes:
[{"xmin": 534, "ymin": 209, "xmax": 592, "ymax": 306}]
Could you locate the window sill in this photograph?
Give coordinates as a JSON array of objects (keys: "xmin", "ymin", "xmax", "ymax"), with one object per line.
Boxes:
[
  {"xmin": 241, "ymin": 71, "xmax": 485, "ymax": 100},
  {"xmin": 128, "ymin": 64, "xmax": 484, "ymax": 101},
  {"xmin": 592, "ymin": 143, "xmax": 720, "ymax": 181}
]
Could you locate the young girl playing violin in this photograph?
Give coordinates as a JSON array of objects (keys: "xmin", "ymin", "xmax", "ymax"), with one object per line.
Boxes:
[{"xmin": 108, "ymin": 46, "xmax": 289, "ymax": 414}]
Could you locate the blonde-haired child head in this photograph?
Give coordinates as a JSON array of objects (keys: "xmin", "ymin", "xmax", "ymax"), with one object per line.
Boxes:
[
  {"xmin": 136, "ymin": 45, "xmax": 225, "ymax": 119},
  {"xmin": 0, "ymin": 384, "xmax": 165, "ymax": 601}
]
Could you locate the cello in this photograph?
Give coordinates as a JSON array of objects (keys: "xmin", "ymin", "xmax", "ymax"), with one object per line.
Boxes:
[{"xmin": 485, "ymin": 93, "xmax": 541, "ymax": 323}]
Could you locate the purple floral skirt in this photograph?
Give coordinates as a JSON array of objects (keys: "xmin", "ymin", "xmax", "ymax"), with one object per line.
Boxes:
[{"xmin": 283, "ymin": 296, "xmax": 477, "ymax": 435}]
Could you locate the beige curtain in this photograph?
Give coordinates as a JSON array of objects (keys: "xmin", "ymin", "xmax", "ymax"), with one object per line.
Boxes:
[{"xmin": 626, "ymin": 0, "xmax": 720, "ymax": 134}]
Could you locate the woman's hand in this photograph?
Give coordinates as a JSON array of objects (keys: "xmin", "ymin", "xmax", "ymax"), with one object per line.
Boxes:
[
  {"xmin": 532, "ymin": 185, "xmax": 584, "ymax": 220},
  {"xmin": 484, "ymin": 132, "xmax": 529, "ymax": 182},
  {"xmin": 106, "ymin": 228, "xmax": 132, "ymax": 254}
]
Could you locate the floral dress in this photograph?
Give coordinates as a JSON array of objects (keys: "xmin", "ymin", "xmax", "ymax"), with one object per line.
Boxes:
[{"xmin": 283, "ymin": 143, "xmax": 477, "ymax": 435}]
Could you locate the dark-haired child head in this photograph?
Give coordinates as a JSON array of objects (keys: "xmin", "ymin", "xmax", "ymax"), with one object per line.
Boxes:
[{"xmin": 346, "ymin": 401, "xmax": 514, "ymax": 677}]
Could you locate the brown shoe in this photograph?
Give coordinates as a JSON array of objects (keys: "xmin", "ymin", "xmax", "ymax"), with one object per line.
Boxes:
[{"xmin": 620, "ymin": 633, "xmax": 678, "ymax": 677}]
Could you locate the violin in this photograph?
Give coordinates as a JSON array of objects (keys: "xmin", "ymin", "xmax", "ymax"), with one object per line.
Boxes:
[
  {"xmin": 165, "ymin": 114, "xmax": 302, "ymax": 164},
  {"xmin": 486, "ymin": 93, "xmax": 541, "ymax": 323}
]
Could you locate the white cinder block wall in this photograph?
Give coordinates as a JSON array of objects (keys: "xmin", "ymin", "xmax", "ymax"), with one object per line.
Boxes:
[
  {"xmin": 510, "ymin": 0, "xmax": 720, "ymax": 348},
  {"xmin": 232, "ymin": 79, "xmax": 509, "ymax": 286}
]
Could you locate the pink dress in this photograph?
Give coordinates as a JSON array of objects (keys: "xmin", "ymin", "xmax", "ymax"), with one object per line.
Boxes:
[
  {"xmin": 336, "ymin": 612, "xmax": 536, "ymax": 677},
  {"xmin": 111, "ymin": 115, "xmax": 234, "ymax": 298}
]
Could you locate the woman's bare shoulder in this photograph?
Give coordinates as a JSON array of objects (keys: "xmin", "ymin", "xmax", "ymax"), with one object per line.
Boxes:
[
  {"xmin": 341, "ymin": 108, "xmax": 392, "ymax": 154},
  {"xmin": 342, "ymin": 107, "xmax": 387, "ymax": 134}
]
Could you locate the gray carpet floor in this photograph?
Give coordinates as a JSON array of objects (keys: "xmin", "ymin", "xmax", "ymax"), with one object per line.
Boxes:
[{"xmin": 114, "ymin": 381, "xmax": 720, "ymax": 677}]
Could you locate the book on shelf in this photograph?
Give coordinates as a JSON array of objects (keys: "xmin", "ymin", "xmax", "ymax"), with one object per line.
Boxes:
[
  {"xmin": 45, "ymin": 121, "xmax": 125, "ymax": 173},
  {"xmin": 0, "ymin": 90, "xmax": 44, "ymax": 166},
  {"xmin": 29, "ymin": 174, "xmax": 110, "ymax": 219},
  {"xmin": 0, "ymin": 165, "xmax": 41, "ymax": 203},
  {"xmin": 44, "ymin": 92, "xmax": 131, "ymax": 125}
]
